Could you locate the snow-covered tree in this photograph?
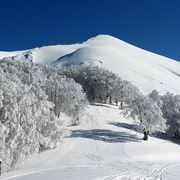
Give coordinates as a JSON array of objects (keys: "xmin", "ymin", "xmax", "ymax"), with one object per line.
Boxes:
[
  {"xmin": 161, "ymin": 93, "xmax": 180, "ymax": 137},
  {"xmin": 61, "ymin": 65, "xmax": 122, "ymax": 103},
  {"xmin": 62, "ymin": 65, "xmax": 168, "ymax": 140},
  {"xmin": 0, "ymin": 60, "xmax": 86, "ymax": 121},
  {"xmin": 124, "ymin": 88, "xmax": 165, "ymax": 140},
  {"xmin": 0, "ymin": 60, "xmax": 87, "ymax": 172},
  {"xmin": 0, "ymin": 68, "xmax": 64, "ymax": 172},
  {"xmin": 148, "ymin": 89, "xmax": 163, "ymax": 108}
]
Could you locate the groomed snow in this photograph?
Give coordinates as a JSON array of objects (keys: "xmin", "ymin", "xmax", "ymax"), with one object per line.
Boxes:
[
  {"xmin": 1, "ymin": 103, "xmax": 180, "ymax": 180},
  {"xmin": 1, "ymin": 35, "xmax": 180, "ymax": 95}
]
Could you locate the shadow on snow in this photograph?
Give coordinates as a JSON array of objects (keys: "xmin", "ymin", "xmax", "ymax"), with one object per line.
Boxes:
[
  {"xmin": 68, "ymin": 129, "xmax": 140, "ymax": 143},
  {"xmin": 153, "ymin": 131, "xmax": 180, "ymax": 145},
  {"xmin": 109, "ymin": 122, "xmax": 180, "ymax": 145},
  {"xmin": 89, "ymin": 102, "xmax": 116, "ymax": 109},
  {"xmin": 108, "ymin": 122, "xmax": 139, "ymax": 132}
]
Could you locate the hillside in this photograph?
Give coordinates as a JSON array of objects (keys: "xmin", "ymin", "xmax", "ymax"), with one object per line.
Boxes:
[
  {"xmin": 0, "ymin": 35, "xmax": 180, "ymax": 94},
  {"xmin": 1, "ymin": 103, "xmax": 180, "ymax": 180}
]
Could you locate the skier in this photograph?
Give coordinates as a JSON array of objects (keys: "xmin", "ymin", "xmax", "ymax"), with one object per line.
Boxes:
[
  {"xmin": 76, "ymin": 117, "xmax": 80, "ymax": 125},
  {"xmin": 0, "ymin": 160, "xmax": 2, "ymax": 176},
  {"xmin": 143, "ymin": 129, "xmax": 149, "ymax": 140}
]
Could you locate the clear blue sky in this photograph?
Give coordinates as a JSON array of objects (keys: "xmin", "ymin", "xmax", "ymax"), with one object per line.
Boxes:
[{"xmin": 0, "ymin": 0, "xmax": 180, "ymax": 61}]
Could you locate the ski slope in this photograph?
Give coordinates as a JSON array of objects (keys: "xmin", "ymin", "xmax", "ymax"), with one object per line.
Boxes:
[
  {"xmin": 1, "ymin": 35, "xmax": 180, "ymax": 95},
  {"xmin": 1, "ymin": 103, "xmax": 180, "ymax": 180}
]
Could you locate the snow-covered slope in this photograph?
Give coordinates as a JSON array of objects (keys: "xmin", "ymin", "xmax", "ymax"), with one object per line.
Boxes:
[
  {"xmin": 1, "ymin": 103, "xmax": 180, "ymax": 180},
  {"xmin": 1, "ymin": 35, "xmax": 180, "ymax": 94}
]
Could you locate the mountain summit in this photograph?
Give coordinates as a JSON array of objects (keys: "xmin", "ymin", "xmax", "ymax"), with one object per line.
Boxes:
[{"xmin": 0, "ymin": 34, "xmax": 180, "ymax": 94}]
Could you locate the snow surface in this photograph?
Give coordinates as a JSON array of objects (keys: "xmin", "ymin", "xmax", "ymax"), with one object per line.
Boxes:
[
  {"xmin": 1, "ymin": 35, "xmax": 180, "ymax": 95},
  {"xmin": 1, "ymin": 103, "xmax": 180, "ymax": 180}
]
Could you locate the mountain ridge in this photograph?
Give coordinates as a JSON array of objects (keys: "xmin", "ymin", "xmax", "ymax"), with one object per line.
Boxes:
[{"xmin": 0, "ymin": 34, "xmax": 180, "ymax": 95}]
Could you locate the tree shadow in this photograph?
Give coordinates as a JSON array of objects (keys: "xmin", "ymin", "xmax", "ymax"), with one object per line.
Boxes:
[
  {"xmin": 108, "ymin": 122, "xmax": 139, "ymax": 132},
  {"xmin": 153, "ymin": 131, "xmax": 180, "ymax": 145},
  {"xmin": 68, "ymin": 129, "xmax": 140, "ymax": 143},
  {"xmin": 89, "ymin": 102, "xmax": 115, "ymax": 108}
]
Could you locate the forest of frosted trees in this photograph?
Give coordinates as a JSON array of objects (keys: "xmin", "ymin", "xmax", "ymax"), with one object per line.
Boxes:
[
  {"xmin": 62, "ymin": 65, "xmax": 180, "ymax": 140},
  {"xmin": 0, "ymin": 60, "xmax": 180, "ymax": 172},
  {"xmin": 0, "ymin": 60, "xmax": 86, "ymax": 172}
]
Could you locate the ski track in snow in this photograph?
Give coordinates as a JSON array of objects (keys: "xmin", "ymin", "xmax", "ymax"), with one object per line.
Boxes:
[{"xmin": 1, "ymin": 103, "xmax": 180, "ymax": 180}]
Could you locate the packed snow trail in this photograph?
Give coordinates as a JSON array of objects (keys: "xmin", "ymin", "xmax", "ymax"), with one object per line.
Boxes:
[{"xmin": 1, "ymin": 103, "xmax": 180, "ymax": 180}]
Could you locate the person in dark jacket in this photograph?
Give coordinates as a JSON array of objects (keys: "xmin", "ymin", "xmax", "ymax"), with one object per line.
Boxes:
[{"xmin": 0, "ymin": 160, "xmax": 2, "ymax": 176}]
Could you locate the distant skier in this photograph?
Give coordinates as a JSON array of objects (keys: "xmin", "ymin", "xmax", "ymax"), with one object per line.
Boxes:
[
  {"xmin": 76, "ymin": 117, "xmax": 80, "ymax": 125},
  {"xmin": 0, "ymin": 160, "xmax": 2, "ymax": 176},
  {"xmin": 143, "ymin": 129, "xmax": 149, "ymax": 140}
]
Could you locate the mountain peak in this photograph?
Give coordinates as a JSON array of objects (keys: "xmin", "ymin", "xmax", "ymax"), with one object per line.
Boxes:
[
  {"xmin": 85, "ymin": 34, "xmax": 124, "ymax": 44},
  {"xmin": 0, "ymin": 35, "xmax": 180, "ymax": 95}
]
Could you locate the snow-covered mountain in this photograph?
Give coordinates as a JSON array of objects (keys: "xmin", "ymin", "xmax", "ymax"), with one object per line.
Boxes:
[{"xmin": 1, "ymin": 35, "xmax": 180, "ymax": 95}]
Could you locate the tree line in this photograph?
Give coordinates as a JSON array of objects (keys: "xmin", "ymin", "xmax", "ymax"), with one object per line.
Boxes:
[
  {"xmin": 0, "ymin": 60, "xmax": 179, "ymax": 172},
  {"xmin": 0, "ymin": 60, "xmax": 86, "ymax": 172},
  {"xmin": 62, "ymin": 65, "xmax": 180, "ymax": 140}
]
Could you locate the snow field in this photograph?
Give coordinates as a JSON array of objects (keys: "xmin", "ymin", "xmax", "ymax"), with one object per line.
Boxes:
[{"xmin": 1, "ymin": 103, "xmax": 180, "ymax": 180}]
